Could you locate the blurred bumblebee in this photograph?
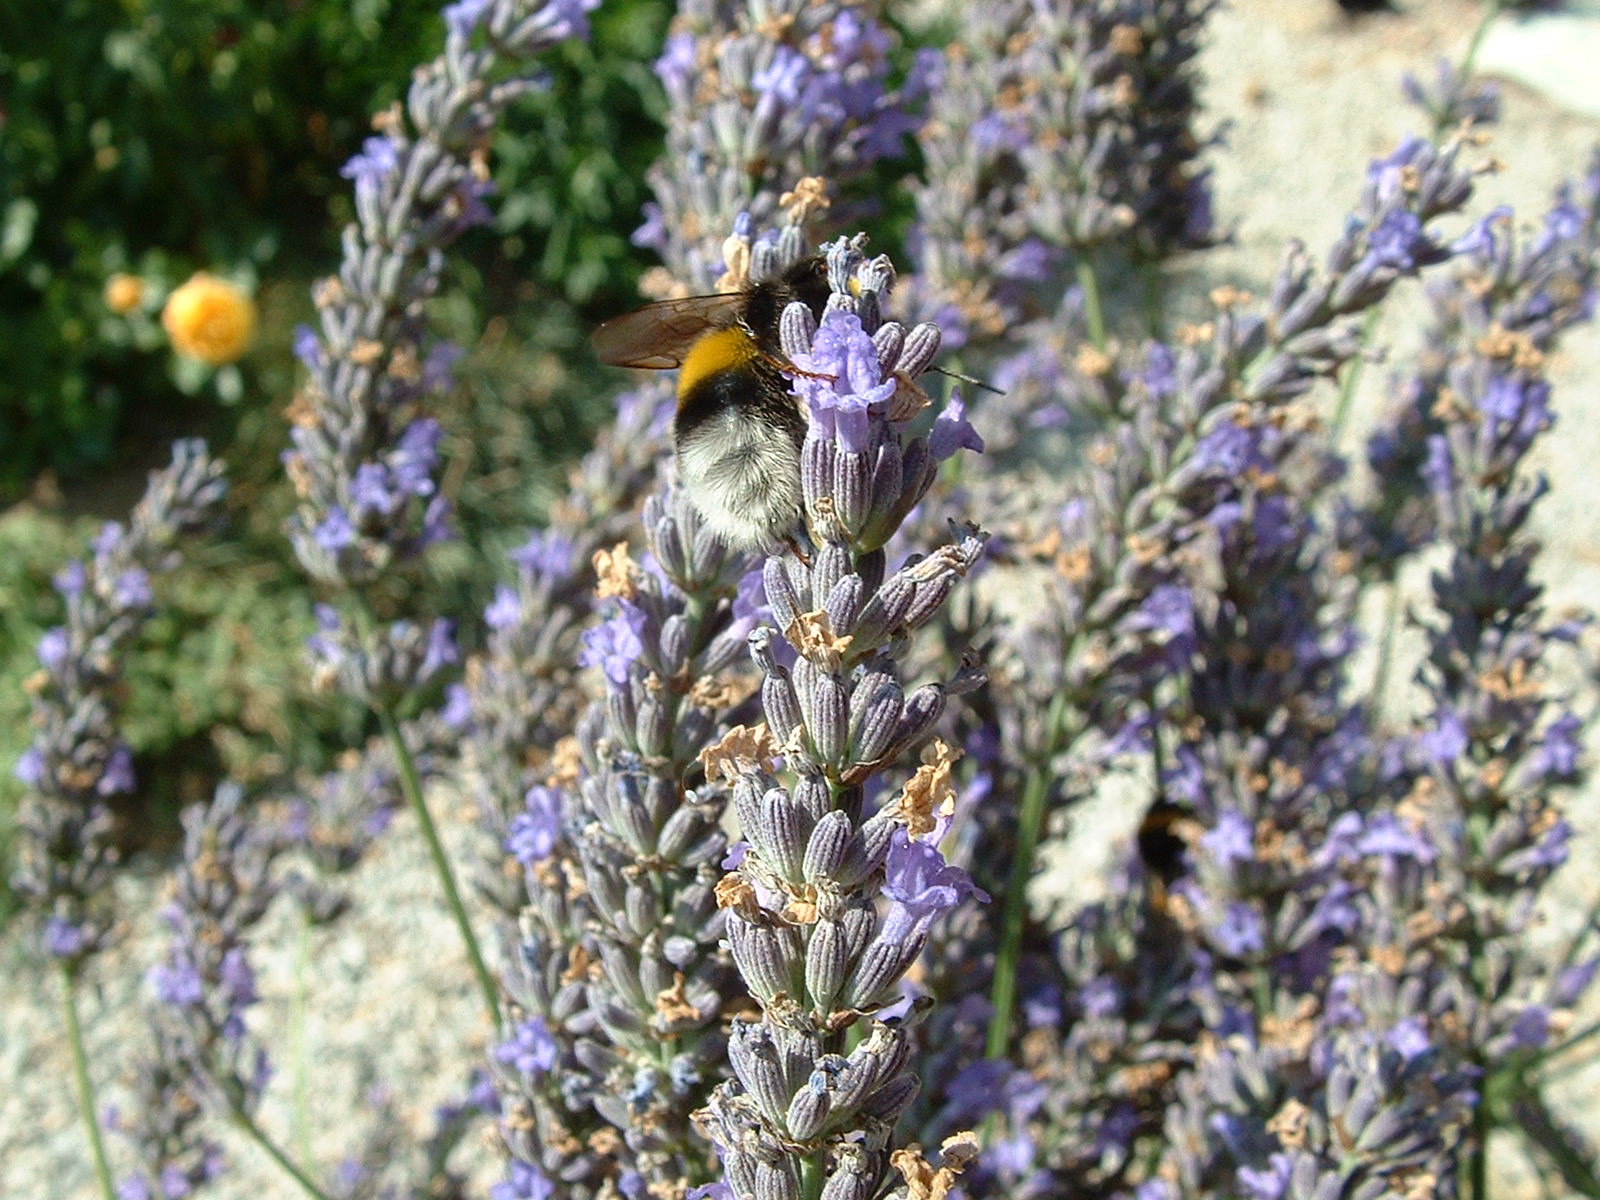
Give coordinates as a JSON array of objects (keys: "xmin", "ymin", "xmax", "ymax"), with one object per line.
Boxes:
[
  {"xmin": 1137, "ymin": 798, "xmax": 1199, "ymax": 917},
  {"xmin": 592, "ymin": 256, "xmax": 832, "ymax": 551}
]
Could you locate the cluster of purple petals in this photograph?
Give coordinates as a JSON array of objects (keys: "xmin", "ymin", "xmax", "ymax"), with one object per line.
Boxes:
[{"xmin": 112, "ymin": 786, "xmax": 277, "ymax": 1199}]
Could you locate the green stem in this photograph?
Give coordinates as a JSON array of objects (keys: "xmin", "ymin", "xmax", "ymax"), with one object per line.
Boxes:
[
  {"xmin": 290, "ymin": 907, "xmax": 314, "ymax": 1167},
  {"xmin": 1469, "ymin": 1088, "xmax": 1490, "ymax": 1200},
  {"xmin": 801, "ymin": 1152, "xmax": 825, "ymax": 1200},
  {"xmin": 230, "ymin": 1107, "xmax": 332, "ymax": 1200},
  {"xmin": 376, "ymin": 700, "xmax": 501, "ymax": 1026},
  {"xmin": 1453, "ymin": 3, "xmax": 1503, "ymax": 125},
  {"xmin": 1076, "ymin": 255, "xmax": 1108, "ymax": 351},
  {"xmin": 1331, "ymin": 308, "xmax": 1381, "ymax": 442},
  {"xmin": 986, "ymin": 693, "xmax": 1073, "ymax": 1060},
  {"xmin": 60, "ymin": 961, "xmax": 116, "ymax": 1200},
  {"xmin": 1139, "ymin": 261, "xmax": 1166, "ymax": 341},
  {"xmin": 346, "ymin": 595, "xmax": 499, "ymax": 1027}
]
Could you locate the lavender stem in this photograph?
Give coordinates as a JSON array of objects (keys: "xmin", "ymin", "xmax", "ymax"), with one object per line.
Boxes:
[
  {"xmin": 345, "ymin": 590, "xmax": 498, "ymax": 1024},
  {"xmin": 1329, "ymin": 307, "xmax": 1381, "ymax": 441},
  {"xmin": 1141, "ymin": 262, "xmax": 1167, "ymax": 340},
  {"xmin": 1513, "ymin": 1089, "xmax": 1600, "ymax": 1196},
  {"xmin": 1469, "ymin": 1101, "xmax": 1489, "ymax": 1200},
  {"xmin": 59, "ymin": 962, "xmax": 115, "ymax": 1200},
  {"xmin": 1334, "ymin": 0, "xmax": 1501, "ymax": 444},
  {"xmin": 227, "ymin": 1106, "xmax": 330, "ymax": 1200},
  {"xmin": 1458, "ymin": 1, "xmax": 1503, "ymax": 93},
  {"xmin": 375, "ymin": 698, "xmax": 499, "ymax": 1025},
  {"xmin": 985, "ymin": 691, "xmax": 1075, "ymax": 1059},
  {"xmin": 1076, "ymin": 255, "xmax": 1108, "ymax": 350}
]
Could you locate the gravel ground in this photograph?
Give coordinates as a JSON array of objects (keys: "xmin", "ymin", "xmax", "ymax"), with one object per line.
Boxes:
[{"xmin": 8, "ymin": 3, "xmax": 1600, "ymax": 1198}]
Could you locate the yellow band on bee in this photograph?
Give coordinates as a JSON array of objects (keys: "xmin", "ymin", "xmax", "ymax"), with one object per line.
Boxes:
[{"xmin": 677, "ymin": 326, "xmax": 759, "ymax": 402}]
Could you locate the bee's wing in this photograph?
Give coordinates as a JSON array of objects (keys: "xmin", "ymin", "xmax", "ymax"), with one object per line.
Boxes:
[{"xmin": 591, "ymin": 293, "xmax": 746, "ymax": 369}]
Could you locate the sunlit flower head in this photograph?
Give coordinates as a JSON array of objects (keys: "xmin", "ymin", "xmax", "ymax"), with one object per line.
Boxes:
[{"xmin": 162, "ymin": 272, "xmax": 257, "ymax": 365}]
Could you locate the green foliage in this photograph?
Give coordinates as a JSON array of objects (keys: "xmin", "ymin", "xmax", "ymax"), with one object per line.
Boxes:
[
  {"xmin": 0, "ymin": 0, "xmax": 670, "ymax": 494},
  {"xmin": 486, "ymin": 0, "xmax": 673, "ymax": 312},
  {"xmin": 0, "ymin": 0, "xmax": 439, "ymax": 491}
]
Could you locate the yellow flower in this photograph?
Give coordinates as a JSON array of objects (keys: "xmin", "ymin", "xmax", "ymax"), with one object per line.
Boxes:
[
  {"xmin": 162, "ymin": 272, "xmax": 257, "ymax": 365},
  {"xmin": 103, "ymin": 273, "xmax": 146, "ymax": 315}
]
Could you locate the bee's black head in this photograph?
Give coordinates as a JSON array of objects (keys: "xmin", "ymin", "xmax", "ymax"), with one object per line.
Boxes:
[{"xmin": 743, "ymin": 255, "xmax": 831, "ymax": 359}]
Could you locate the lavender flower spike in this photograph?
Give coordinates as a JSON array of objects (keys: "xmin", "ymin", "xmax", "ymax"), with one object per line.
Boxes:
[
  {"xmin": 702, "ymin": 236, "xmax": 988, "ymax": 1200},
  {"xmin": 283, "ymin": 0, "xmax": 599, "ymax": 1026},
  {"xmin": 639, "ymin": 0, "xmax": 931, "ymax": 294},
  {"xmin": 13, "ymin": 439, "xmax": 227, "ymax": 966},
  {"xmin": 494, "ymin": 423, "xmax": 779, "ymax": 1194}
]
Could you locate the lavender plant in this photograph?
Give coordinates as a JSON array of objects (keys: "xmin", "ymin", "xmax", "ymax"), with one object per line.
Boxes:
[
  {"xmin": 456, "ymin": 388, "xmax": 668, "ymax": 920},
  {"xmin": 282, "ymin": 0, "xmax": 600, "ymax": 1022},
  {"xmin": 13, "ymin": 440, "xmax": 228, "ymax": 964},
  {"xmin": 489, "ymin": 225, "xmax": 811, "ymax": 1197},
  {"xmin": 118, "ymin": 784, "xmax": 305, "ymax": 1199},
  {"xmin": 492, "ymin": 486, "xmax": 765, "ymax": 1195},
  {"xmin": 459, "ymin": 0, "xmax": 938, "ymax": 922},
  {"xmin": 1363, "ymin": 177, "xmax": 1600, "ymax": 1193},
  {"xmin": 908, "ymin": 0, "xmax": 1217, "ymax": 354},
  {"xmin": 889, "ymin": 128, "xmax": 1519, "ymax": 1199},
  {"xmin": 24, "ymin": 5, "xmax": 1600, "ymax": 1200},
  {"xmin": 11, "ymin": 439, "xmax": 226, "ymax": 1200},
  {"xmin": 695, "ymin": 237, "xmax": 988, "ymax": 1200},
  {"xmin": 637, "ymin": 0, "xmax": 933, "ymax": 295}
]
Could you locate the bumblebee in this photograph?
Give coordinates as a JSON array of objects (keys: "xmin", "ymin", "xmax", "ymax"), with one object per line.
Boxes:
[
  {"xmin": 1136, "ymin": 799, "xmax": 1192, "ymax": 887},
  {"xmin": 592, "ymin": 256, "xmax": 833, "ymax": 551}
]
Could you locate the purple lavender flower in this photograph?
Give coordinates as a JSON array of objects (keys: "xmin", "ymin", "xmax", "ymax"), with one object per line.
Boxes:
[
  {"xmin": 576, "ymin": 602, "xmax": 647, "ymax": 688},
  {"xmin": 506, "ymin": 787, "xmax": 563, "ymax": 865},
  {"xmin": 702, "ymin": 235, "xmax": 989, "ymax": 1200},
  {"xmin": 13, "ymin": 440, "xmax": 226, "ymax": 966},
  {"xmin": 639, "ymin": 2, "xmax": 927, "ymax": 291},
  {"xmin": 494, "ymin": 1017, "xmax": 560, "ymax": 1077},
  {"xmin": 883, "ymin": 829, "xmax": 989, "ymax": 941}
]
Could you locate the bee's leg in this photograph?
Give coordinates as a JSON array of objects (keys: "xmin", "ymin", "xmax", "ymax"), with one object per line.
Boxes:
[
  {"xmin": 782, "ymin": 534, "xmax": 813, "ymax": 567},
  {"xmin": 761, "ymin": 349, "xmax": 836, "ymax": 383}
]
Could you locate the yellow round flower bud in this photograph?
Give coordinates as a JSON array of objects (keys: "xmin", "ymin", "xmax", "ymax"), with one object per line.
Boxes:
[
  {"xmin": 162, "ymin": 272, "xmax": 257, "ymax": 365},
  {"xmin": 103, "ymin": 273, "xmax": 146, "ymax": 315}
]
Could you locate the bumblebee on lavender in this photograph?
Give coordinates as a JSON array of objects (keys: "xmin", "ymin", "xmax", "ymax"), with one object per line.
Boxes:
[{"xmin": 592, "ymin": 256, "xmax": 832, "ymax": 552}]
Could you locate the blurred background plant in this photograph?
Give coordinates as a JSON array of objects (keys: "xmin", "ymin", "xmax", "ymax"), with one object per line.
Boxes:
[{"xmin": 0, "ymin": 0, "xmax": 681, "ymax": 911}]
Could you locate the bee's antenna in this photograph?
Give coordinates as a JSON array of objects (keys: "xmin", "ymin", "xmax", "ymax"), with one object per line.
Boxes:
[{"xmin": 927, "ymin": 365, "xmax": 1005, "ymax": 396}]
